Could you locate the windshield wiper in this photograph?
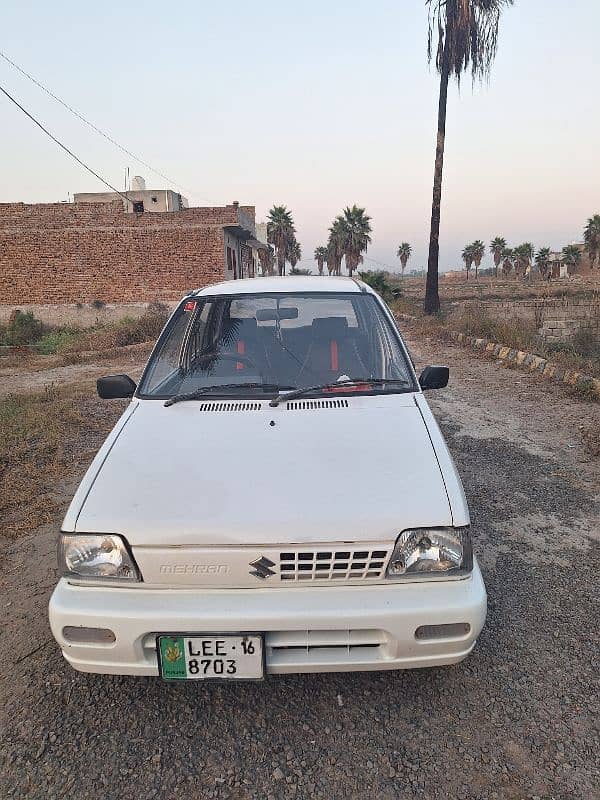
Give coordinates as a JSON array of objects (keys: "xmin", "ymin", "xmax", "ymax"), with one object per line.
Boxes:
[
  {"xmin": 269, "ymin": 378, "xmax": 411, "ymax": 407},
  {"xmin": 164, "ymin": 383, "xmax": 291, "ymax": 407}
]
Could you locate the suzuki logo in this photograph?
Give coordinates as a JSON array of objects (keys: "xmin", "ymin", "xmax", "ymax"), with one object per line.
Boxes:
[{"xmin": 249, "ymin": 556, "xmax": 276, "ymax": 579}]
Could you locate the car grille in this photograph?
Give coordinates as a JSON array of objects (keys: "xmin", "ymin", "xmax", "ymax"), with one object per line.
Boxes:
[
  {"xmin": 278, "ymin": 547, "xmax": 390, "ymax": 582},
  {"xmin": 266, "ymin": 628, "xmax": 386, "ymax": 650},
  {"xmin": 266, "ymin": 629, "xmax": 391, "ymax": 667}
]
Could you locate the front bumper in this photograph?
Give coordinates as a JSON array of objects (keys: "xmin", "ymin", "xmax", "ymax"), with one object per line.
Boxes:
[{"xmin": 49, "ymin": 561, "xmax": 487, "ymax": 676}]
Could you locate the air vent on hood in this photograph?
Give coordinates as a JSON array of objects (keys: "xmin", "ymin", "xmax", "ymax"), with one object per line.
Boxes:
[
  {"xmin": 198, "ymin": 401, "xmax": 262, "ymax": 412},
  {"xmin": 286, "ymin": 399, "xmax": 349, "ymax": 411}
]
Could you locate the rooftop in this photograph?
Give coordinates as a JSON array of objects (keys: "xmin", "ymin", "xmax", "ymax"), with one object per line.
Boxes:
[{"xmin": 194, "ymin": 275, "xmax": 372, "ymax": 296}]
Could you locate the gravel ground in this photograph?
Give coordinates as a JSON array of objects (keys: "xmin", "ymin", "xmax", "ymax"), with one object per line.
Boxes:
[{"xmin": 0, "ymin": 330, "xmax": 598, "ymax": 800}]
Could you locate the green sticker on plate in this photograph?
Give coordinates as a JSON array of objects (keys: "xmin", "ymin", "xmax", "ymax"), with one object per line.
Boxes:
[{"xmin": 159, "ymin": 636, "xmax": 187, "ymax": 679}]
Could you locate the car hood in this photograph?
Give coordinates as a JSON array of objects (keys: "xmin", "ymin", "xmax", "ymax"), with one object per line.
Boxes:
[{"xmin": 73, "ymin": 394, "xmax": 453, "ymax": 545}]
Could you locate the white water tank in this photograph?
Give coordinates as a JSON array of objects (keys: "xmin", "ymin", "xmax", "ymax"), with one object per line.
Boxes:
[{"xmin": 131, "ymin": 175, "xmax": 146, "ymax": 191}]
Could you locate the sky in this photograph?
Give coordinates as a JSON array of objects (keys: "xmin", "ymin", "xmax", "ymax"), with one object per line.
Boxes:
[{"xmin": 1, "ymin": 0, "xmax": 599, "ymax": 273}]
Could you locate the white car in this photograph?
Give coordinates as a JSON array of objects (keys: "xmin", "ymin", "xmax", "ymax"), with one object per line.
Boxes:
[{"xmin": 49, "ymin": 276, "xmax": 486, "ymax": 680}]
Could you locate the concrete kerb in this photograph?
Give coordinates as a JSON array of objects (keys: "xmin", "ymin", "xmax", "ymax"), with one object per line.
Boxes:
[{"xmin": 395, "ymin": 312, "xmax": 600, "ymax": 400}]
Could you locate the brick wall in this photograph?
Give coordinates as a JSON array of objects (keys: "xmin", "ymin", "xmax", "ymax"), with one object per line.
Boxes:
[
  {"xmin": 0, "ymin": 201, "xmax": 251, "ymax": 305},
  {"xmin": 473, "ymin": 297, "xmax": 600, "ymax": 343}
]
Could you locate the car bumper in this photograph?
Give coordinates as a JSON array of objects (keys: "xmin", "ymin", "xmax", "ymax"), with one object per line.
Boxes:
[{"xmin": 49, "ymin": 561, "xmax": 487, "ymax": 676}]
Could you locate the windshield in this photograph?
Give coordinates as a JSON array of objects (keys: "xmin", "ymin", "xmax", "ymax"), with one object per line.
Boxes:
[{"xmin": 138, "ymin": 292, "xmax": 415, "ymax": 398}]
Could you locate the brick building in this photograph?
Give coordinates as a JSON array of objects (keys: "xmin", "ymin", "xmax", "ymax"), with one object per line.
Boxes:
[{"xmin": 0, "ymin": 199, "xmax": 269, "ymax": 317}]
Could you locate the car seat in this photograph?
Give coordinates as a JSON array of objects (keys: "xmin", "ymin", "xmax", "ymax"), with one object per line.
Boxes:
[{"xmin": 295, "ymin": 317, "xmax": 368, "ymax": 386}]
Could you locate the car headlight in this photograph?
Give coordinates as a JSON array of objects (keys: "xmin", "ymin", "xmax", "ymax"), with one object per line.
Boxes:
[
  {"xmin": 386, "ymin": 527, "xmax": 472, "ymax": 579},
  {"xmin": 59, "ymin": 534, "xmax": 141, "ymax": 581}
]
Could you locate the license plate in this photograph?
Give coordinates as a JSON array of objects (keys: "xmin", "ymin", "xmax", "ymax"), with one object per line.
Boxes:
[{"xmin": 157, "ymin": 634, "xmax": 264, "ymax": 681}]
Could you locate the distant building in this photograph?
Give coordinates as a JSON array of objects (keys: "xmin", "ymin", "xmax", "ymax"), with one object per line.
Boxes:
[
  {"xmin": 74, "ymin": 175, "xmax": 188, "ymax": 213},
  {"xmin": 548, "ymin": 243, "xmax": 591, "ymax": 278}
]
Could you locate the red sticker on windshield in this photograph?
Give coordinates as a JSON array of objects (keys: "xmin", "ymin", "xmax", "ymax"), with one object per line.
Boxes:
[{"xmin": 184, "ymin": 300, "xmax": 197, "ymax": 312}]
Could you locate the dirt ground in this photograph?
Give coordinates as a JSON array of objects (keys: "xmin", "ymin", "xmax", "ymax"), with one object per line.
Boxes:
[
  {"xmin": 0, "ymin": 343, "xmax": 151, "ymax": 397},
  {"xmin": 0, "ymin": 329, "xmax": 598, "ymax": 799}
]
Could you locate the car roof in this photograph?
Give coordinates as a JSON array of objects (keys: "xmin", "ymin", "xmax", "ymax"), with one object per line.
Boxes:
[{"xmin": 193, "ymin": 275, "xmax": 373, "ymax": 297}]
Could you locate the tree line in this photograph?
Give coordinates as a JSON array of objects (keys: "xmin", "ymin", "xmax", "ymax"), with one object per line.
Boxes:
[
  {"xmin": 266, "ymin": 203, "xmax": 414, "ymax": 279},
  {"xmin": 462, "ymin": 216, "xmax": 600, "ymax": 279}
]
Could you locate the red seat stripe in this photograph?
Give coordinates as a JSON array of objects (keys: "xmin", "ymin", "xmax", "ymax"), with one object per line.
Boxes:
[
  {"xmin": 330, "ymin": 340, "xmax": 338, "ymax": 371},
  {"xmin": 236, "ymin": 340, "xmax": 245, "ymax": 370}
]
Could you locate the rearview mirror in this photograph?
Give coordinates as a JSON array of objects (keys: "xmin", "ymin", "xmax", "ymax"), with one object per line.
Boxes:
[
  {"xmin": 97, "ymin": 374, "xmax": 137, "ymax": 399},
  {"xmin": 419, "ymin": 365, "xmax": 449, "ymax": 391},
  {"xmin": 255, "ymin": 307, "xmax": 298, "ymax": 321}
]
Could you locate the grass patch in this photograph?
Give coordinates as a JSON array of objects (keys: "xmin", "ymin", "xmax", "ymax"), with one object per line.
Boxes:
[
  {"xmin": 35, "ymin": 329, "xmax": 81, "ymax": 355},
  {"xmin": 0, "ymin": 385, "xmax": 123, "ymax": 539}
]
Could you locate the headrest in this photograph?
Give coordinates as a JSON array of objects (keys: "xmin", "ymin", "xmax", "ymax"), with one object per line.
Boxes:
[{"xmin": 311, "ymin": 317, "xmax": 349, "ymax": 337}]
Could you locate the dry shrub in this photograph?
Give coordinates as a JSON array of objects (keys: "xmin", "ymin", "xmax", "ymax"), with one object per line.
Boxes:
[
  {"xmin": 544, "ymin": 328, "xmax": 600, "ymax": 379},
  {"xmin": 0, "ymin": 385, "xmax": 122, "ymax": 539},
  {"xmin": 580, "ymin": 424, "xmax": 600, "ymax": 457},
  {"xmin": 573, "ymin": 327, "xmax": 599, "ymax": 358},
  {"xmin": 449, "ymin": 305, "xmax": 537, "ymax": 350},
  {"xmin": 390, "ymin": 296, "xmax": 425, "ymax": 318},
  {"xmin": 64, "ymin": 303, "xmax": 169, "ymax": 354},
  {"xmin": 494, "ymin": 316, "xmax": 538, "ymax": 351},
  {"xmin": 0, "ymin": 311, "xmax": 46, "ymax": 346}
]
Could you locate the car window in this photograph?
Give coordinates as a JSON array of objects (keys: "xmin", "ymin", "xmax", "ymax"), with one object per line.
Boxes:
[{"xmin": 138, "ymin": 292, "xmax": 414, "ymax": 397}]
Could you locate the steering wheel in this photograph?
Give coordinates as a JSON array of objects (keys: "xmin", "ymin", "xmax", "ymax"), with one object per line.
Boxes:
[{"xmin": 196, "ymin": 351, "xmax": 258, "ymax": 370}]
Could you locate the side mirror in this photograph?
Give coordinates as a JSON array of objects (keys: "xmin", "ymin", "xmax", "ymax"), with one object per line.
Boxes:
[
  {"xmin": 97, "ymin": 374, "xmax": 137, "ymax": 399},
  {"xmin": 419, "ymin": 365, "xmax": 449, "ymax": 391}
]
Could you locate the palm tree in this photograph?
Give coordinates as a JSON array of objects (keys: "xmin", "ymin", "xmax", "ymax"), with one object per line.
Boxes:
[
  {"xmin": 396, "ymin": 243, "xmax": 412, "ymax": 275},
  {"xmin": 583, "ymin": 214, "xmax": 600, "ymax": 270},
  {"xmin": 490, "ymin": 236, "xmax": 506, "ymax": 277},
  {"xmin": 513, "ymin": 244, "xmax": 525, "ymax": 276},
  {"xmin": 288, "ymin": 240, "xmax": 302, "ymax": 269},
  {"xmin": 462, "ymin": 243, "xmax": 475, "ymax": 279},
  {"xmin": 424, "ymin": 0, "xmax": 513, "ymax": 313},
  {"xmin": 513, "ymin": 242, "xmax": 535, "ymax": 275},
  {"xmin": 501, "ymin": 247, "xmax": 514, "ymax": 276},
  {"xmin": 562, "ymin": 244, "xmax": 582, "ymax": 273},
  {"xmin": 267, "ymin": 205, "xmax": 296, "ymax": 276},
  {"xmin": 535, "ymin": 246, "xmax": 551, "ymax": 279},
  {"xmin": 513, "ymin": 243, "xmax": 534, "ymax": 277},
  {"xmin": 327, "ymin": 218, "xmax": 345, "ymax": 276},
  {"xmin": 336, "ymin": 205, "xmax": 373, "ymax": 277},
  {"xmin": 314, "ymin": 246, "xmax": 328, "ymax": 276},
  {"xmin": 258, "ymin": 245, "xmax": 275, "ymax": 276},
  {"xmin": 471, "ymin": 240, "xmax": 485, "ymax": 278}
]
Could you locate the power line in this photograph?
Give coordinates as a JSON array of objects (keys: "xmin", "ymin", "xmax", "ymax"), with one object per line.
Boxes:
[
  {"xmin": 0, "ymin": 83, "xmax": 131, "ymax": 202},
  {"xmin": 0, "ymin": 49, "xmax": 193, "ymax": 197}
]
